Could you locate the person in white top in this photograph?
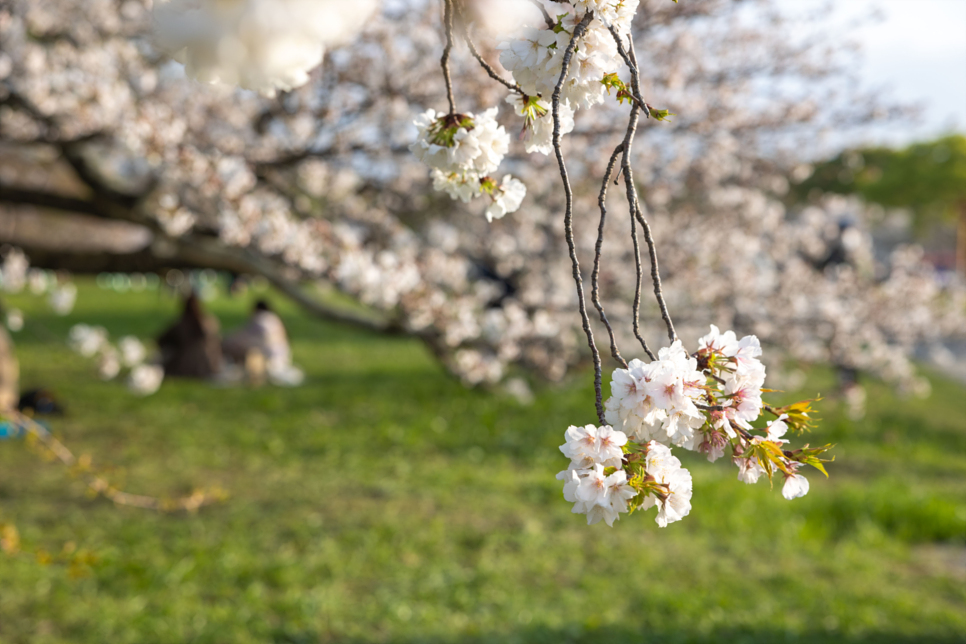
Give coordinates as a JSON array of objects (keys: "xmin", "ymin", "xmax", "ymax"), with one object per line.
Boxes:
[{"xmin": 222, "ymin": 300, "xmax": 303, "ymax": 386}]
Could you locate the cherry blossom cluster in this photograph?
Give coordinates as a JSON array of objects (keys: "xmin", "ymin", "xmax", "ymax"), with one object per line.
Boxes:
[
  {"xmin": 0, "ymin": 249, "xmax": 77, "ymax": 316},
  {"xmin": 68, "ymin": 324, "xmax": 161, "ymax": 395},
  {"xmin": 410, "ymin": 1, "xmax": 651, "ymax": 220},
  {"xmin": 3, "ymin": 0, "xmax": 961, "ymax": 395},
  {"xmin": 559, "ymin": 327, "xmax": 830, "ymax": 527},
  {"xmin": 410, "ymin": 108, "xmax": 526, "ymax": 221},
  {"xmin": 4, "ymin": 309, "xmax": 23, "ymax": 333},
  {"xmin": 498, "ymin": 1, "xmax": 644, "ymax": 149},
  {"xmin": 558, "ymin": 427, "xmax": 692, "ymax": 527},
  {"xmin": 0, "ymin": 248, "xmax": 29, "ymax": 294},
  {"xmin": 152, "ymin": 0, "xmax": 378, "ymax": 97}
]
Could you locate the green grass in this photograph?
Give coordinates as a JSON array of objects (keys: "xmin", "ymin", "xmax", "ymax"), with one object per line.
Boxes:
[{"xmin": 0, "ymin": 280, "xmax": 964, "ymax": 644}]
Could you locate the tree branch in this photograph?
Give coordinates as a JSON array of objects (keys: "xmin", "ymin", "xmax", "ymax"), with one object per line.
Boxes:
[
  {"xmin": 551, "ymin": 12, "xmax": 605, "ymax": 424},
  {"xmin": 172, "ymin": 235, "xmax": 402, "ymax": 334},
  {"xmin": 592, "ymin": 143, "xmax": 630, "ymax": 367},
  {"xmin": 440, "ymin": 0, "xmax": 458, "ymax": 115},
  {"xmin": 0, "ymin": 185, "xmax": 103, "ymax": 217}
]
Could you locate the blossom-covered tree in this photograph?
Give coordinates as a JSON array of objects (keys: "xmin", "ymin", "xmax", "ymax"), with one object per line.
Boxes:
[{"xmin": 1, "ymin": 0, "xmax": 964, "ymax": 526}]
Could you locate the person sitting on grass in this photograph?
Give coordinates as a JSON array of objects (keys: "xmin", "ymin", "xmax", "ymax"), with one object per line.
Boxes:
[
  {"xmin": 222, "ymin": 300, "xmax": 303, "ymax": 386},
  {"xmin": 156, "ymin": 292, "xmax": 223, "ymax": 379},
  {"xmin": 0, "ymin": 324, "xmax": 18, "ymax": 413}
]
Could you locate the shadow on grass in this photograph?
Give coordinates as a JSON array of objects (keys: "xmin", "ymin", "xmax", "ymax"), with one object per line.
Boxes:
[{"xmin": 270, "ymin": 625, "xmax": 966, "ymax": 644}]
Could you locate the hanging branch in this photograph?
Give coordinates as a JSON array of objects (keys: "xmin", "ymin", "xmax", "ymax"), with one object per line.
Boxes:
[
  {"xmin": 550, "ymin": 11, "xmax": 605, "ymax": 424},
  {"xmin": 528, "ymin": 0, "xmax": 555, "ymax": 29},
  {"xmin": 609, "ymin": 28, "xmax": 678, "ymax": 343},
  {"xmin": 592, "ymin": 142, "xmax": 631, "ymax": 367},
  {"xmin": 440, "ymin": 0, "xmax": 458, "ymax": 115},
  {"xmin": 618, "ymin": 97, "xmax": 659, "ymax": 358},
  {"xmin": 453, "ymin": 4, "xmax": 523, "ymax": 95},
  {"xmin": 634, "ymin": 204, "xmax": 677, "ymax": 343}
]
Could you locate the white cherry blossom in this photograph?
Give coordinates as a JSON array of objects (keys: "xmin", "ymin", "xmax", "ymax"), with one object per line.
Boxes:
[
  {"xmin": 505, "ymin": 93, "xmax": 575, "ymax": 155},
  {"xmin": 152, "ymin": 0, "xmax": 377, "ymax": 96},
  {"xmin": 69, "ymin": 324, "xmax": 109, "ymax": 358},
  {"xmin": 128, "ymin": 364, "xmax": 165, "ymax": 396},
  {"xmin": 485, "ymin": 175, "xmax": 526, "ymax": 222},
  {"xmin": 48, "ymin": 283, "xmax": 77, "ymax": 316},
  {"xmin": 654, "ymin": 467, "xmax": 693, "ymax": 528},
  {"xmin": 119, "ymin": 336, "xmax": 147, "ymax": 368},
  {"xmin": 782, "ymin": 472, "xmax": 810, "ymax": 500},
  {"xmin": 735, "ymin": 455, "xmax": 766, "ymax": 485}
]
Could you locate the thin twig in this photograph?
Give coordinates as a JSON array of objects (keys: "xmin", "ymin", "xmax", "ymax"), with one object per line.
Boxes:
[
  {"xmin": 529, "ymin": 0, "xmax": 555, "ymax": 28},
  {"xmin": 551, "ymin": 12, "xmax": 605, "ymax": 424},
  {"xmin": 460, "ymin": 24, "xmax": 523, "ymax": 94},
  {"xmin": 607, "ymin": 25, "xmax": 651, "ymax": 118},
  {"xmin": 614, "ymin": 31, "xmax": 678, "ymax": 343},
  {"xmin": 440, "ymin": 0, "xmax": 457, "ymax": 115},
  {"xmin": 695, "ymin": 403, "xmax": 725, "ymax": 412},
  {"xmin": 592, "ymin": 143, "xmax": 630, "ymax": 368},
  {"xmin": 615, "ymin": 63, "xmax": 658, "ymax": 358},
  {"xmin": 9, "ymin": 411, "xmax": 226, "ymax": 512},
  {"xmin": 633, "ymin": 204, "xmax": 676, "ymax": 343},
  {"xmin": 621, "ymin": 129, "xmax": 660, "ymax": 356}
]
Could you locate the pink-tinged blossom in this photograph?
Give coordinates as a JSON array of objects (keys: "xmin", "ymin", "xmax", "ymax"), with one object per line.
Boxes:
[
  {"xmin": 709, "ymin": 408, "xmax": 737, "ymax": 439},
  {"xmin": 657, "ymin": 339, "xmax": 691, "ymax": 365},
  {"xmin": 575, "ymin": 464, "xmax": 613, "ymax": 507},
  {"xmin": 725, "ymin": 370, "xmax": 765, "ymax": 429},
  {"xmin": 605, "ymin": 398, "xmax": 667, "ymax": 444},
  {"xmin": 646, "ymin": 366, "xmax": 684, "ymax": 411},
  {"xmin": 559, "ymin": 424, "xmax": 600, "ymax": 468},
  {"xmin": 600, "ymin": 477, "xmax": 637, "ymax": 526},
  {"xmin": 663, "ymin": 410, "xmax": 704, "ymax": 451},
  {"xmin": 576, "ymin": 464, "xmax": 636, "ymax": 526},
  {"xmin": 699, "ymin": 429, "xmax": 729, "ymax": 463},
  {"xmin": 559, "ymin": 424, "xmax": 626, "ymax": 468},
  {"xmin": 573, "ymin": 0, "xmax": 640, "ymax": 33},
  {"xmin": 557, "ymin": 466, "xmax": 593, "ymax": 515},
  {"xmin": 735, "ymin": 454, "xmax": 766, "ymax": 484},
  {"xmin": 643, "ymin": 443, "xmax": 693, "ymax": 527},
  {"xmin": 655, "ymin": 467, "xmax": 693, "ymax": 527},
  {"xmin": 644, "ymin": 441, "xmax": 678, "ymax": 475},
  {"xmin": 596, "ymin": 425, "xmax": 628, "ymax": 468},
  {"xmin": 431, "ymin": 170, "xmax": 480, "ymax": 203},
  {"xmin": 698, "ymin": 324, "xmax": 738, "ymax": 355},
  {"xmin": 611, "ymin": 359, "xmax": 649, "ymax": 410},
  {"xmin": 726, "ymin": 334, "xmax": 763, "ymax": 375}
]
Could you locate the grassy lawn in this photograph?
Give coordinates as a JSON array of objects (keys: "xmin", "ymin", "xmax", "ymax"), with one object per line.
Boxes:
[{"xmin": 1, "ymin": 281, "xmax": 964, "ymax": 644}]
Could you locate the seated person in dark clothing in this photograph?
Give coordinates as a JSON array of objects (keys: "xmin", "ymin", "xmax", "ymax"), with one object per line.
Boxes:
[{"xmin": 157, "ymin": 293, "xmax": 223, "ymax": 378}]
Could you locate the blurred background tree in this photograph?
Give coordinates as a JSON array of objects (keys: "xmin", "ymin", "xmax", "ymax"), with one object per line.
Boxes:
[
  {"xmin": 1, "ymin": 1, "xmax": 964, "ymax": 640},
  {"xmin": 791, "ymin": 134, "xmax": 966, "ymax": 273},
  {"xmin": 4, "ymin": 0, "xmax": 962, "ymax": 394}
]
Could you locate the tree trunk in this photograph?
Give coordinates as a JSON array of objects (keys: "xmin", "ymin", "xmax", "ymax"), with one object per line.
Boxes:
[{"xmin": 0, "ymin": 325, "xmax": 19, "ymax": 412}]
